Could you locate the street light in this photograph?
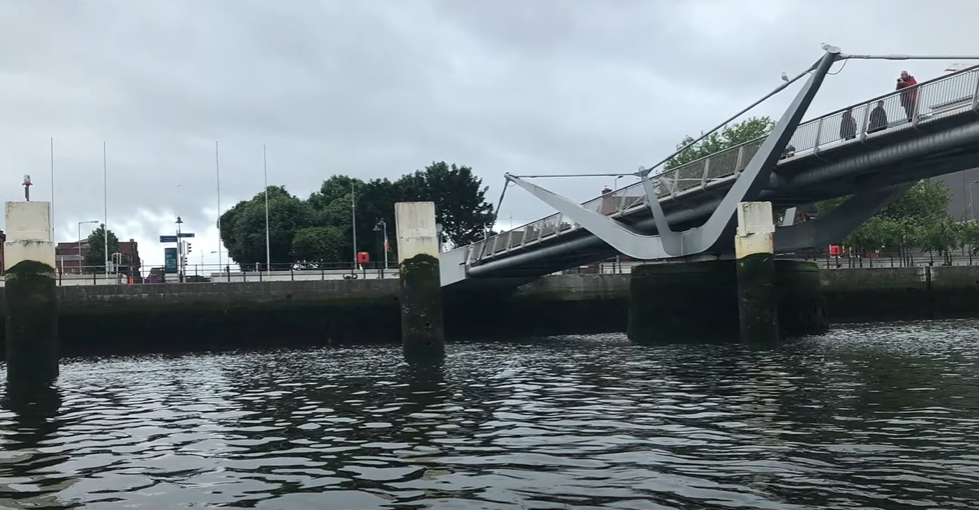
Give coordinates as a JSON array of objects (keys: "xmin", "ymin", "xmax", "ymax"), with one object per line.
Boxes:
[
  {"xmin": 77, "ymin": 220, "xmax": 99, "ymax": 272},
  {"xmin": 373, "ymin": 219, "xmax": 389, "ymax": 276},
  {"xmin": 175, "ymin": 216, "xmax": 184, "ymax": 283},
  {"xmin": 970, "ymin": 180, "xmax": 979, "ymax": 221}
]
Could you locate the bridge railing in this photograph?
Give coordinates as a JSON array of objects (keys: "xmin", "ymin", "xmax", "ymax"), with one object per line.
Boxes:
[{"xmin": 468, "ymin": 65, "xmax": 979, "ymax": 266}]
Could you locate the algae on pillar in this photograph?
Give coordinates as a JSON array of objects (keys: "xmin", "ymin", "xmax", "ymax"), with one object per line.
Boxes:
[
  {"xmin": 394, "ymin": 201, "xmax": 445, "ymax": 363},
  {"xmin": 734, "ymin": 201, "xmax": 779, "ymax": 342},
  {"xmin": 4, "ymin": 201, "xmax": 59, "ymax": 384}
]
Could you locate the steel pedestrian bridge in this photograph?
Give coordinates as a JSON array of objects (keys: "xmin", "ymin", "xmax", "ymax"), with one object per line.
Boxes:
[{"xmin": 440, "ymin": 48, "xmax": 979, "ymax": 288}]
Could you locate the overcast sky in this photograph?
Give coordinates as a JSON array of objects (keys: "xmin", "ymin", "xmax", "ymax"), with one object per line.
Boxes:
[{"xmin": 1, "ymin": 0, "xmax": 975, "ymax": 270}]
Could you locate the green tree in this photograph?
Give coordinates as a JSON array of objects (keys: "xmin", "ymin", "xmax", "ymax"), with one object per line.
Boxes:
[
  {"xmin": 292, "ymin": 226, "xmax": 345, "ymax": 268},
  {"xmin": 222, "ymin": 163, "xmax": 495, "ymax": 268},
  {"xmin": 919, "ymin": 215, "xmax": 962, "ymax": 265},
  {"xmin": 400, "ymin": 162, "xmax": 495, "ymax": 247},
  {"xmin": 817, "ymin": 179, "xmax": 954, "ymax": 261},
  {"xmin": 220, "ymin": 186, "xmax": 315, "ymax": 269},
  {"xmin": 82, "ymin": 224, "xmax": 120, "ymax": 273},
  {"xmin": 665, "ymin": 116, "xmax": 774, "ymax": 170}
]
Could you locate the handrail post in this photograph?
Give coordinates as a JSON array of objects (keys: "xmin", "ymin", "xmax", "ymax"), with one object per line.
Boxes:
[
  {"xmin": 813, "ymin": 118, "xmax": 824, "ymax": 156},
  {"xmin": 735, "ymin": 146, "xmax": 745, "ymax": 173},
  {"xmin": 670, "ymin": 170, "xmax": 680, "ymax": 198},
  {"xmin": 911, "ymin": 83, "xmax": 924, "ymax": 128},
  {"xmin": 859, "ymin": 102, "xmax": 871, "ymax": 142},
  {"xmin": 700, "ymin": 158, "xmax": 711, "ymax": 188},
  {"xmin": 971, "ymin": 70, "xmax": 979, "ymax": 113}
]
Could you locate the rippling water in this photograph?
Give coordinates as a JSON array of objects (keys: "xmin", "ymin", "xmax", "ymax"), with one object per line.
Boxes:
[{"xmin": 2, "ymin": 321, "xmax": 979, "ymax": 509}]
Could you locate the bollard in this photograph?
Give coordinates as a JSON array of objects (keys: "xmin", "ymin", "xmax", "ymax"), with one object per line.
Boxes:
[
  {"xmin": 4, "ymin": 201, "xmax": 59, "ymax": 384},
  {"xmin": 394, "ymin": 202, "xmax": 445, "ymax": 363},
  {"xmin": 735, "ymin": 201, "xmax": 779, "ymax": 343}
]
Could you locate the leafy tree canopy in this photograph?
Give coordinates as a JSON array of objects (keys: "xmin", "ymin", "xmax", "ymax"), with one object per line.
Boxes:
[
  {"xmin": 83, "ymin": 224, "xmax": 121, "ymax": 273},
  {"xmin": 219, "ymin": 162, "xmax": 495, "ymax": 269},
  {"xmin": 817, "ymin": 179, "xmax": 959, "ymax": 262},
  {"xmin": 665, "ymin": 116, "xmax": 774, "ymax": 170}
]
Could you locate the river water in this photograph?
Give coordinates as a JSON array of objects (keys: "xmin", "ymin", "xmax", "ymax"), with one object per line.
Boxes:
[{"xmin": 1, "ymin": 321, "xmax": 978, "ymax": 509}]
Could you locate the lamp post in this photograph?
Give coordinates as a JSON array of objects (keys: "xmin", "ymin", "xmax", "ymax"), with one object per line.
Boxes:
[
  {"xmin": 77, "ymin": 220, "xmax": 99, "ymax": 273},
  {"xmin": 351, "ymin": 181, "xmax": 358, "ymax": 275},
  {"xmin": 374, "ymin": 219, "xmax": 389, "ymax": 277},
  {"xmin": 175, "ymin": 216, "xmax": 184, "ymax": 283},
  {"xmin": 970, "ymin": 179, "xmax": 978, "ymax": 221}
]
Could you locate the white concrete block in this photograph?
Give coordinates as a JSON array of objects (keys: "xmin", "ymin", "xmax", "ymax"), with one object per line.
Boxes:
[
  {"xmin": 735, "ymin": 201, "xmax": 775, "ymax": 259},
  {"xmin": 395, "ymin": 202, "xmax": 439, "ymax": 262},
  {"xmin": 4, "ymin": 201, "xmax": 56, "ymax": 268}
]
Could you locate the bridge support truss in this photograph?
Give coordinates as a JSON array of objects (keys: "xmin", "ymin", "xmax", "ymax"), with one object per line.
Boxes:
[{"xmin": 505, "ymin": 48, "xmax": 842, "ymax": 260}]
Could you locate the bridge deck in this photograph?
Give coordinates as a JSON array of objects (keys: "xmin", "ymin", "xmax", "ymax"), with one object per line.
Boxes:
[{"xmin": 444, "ymin": 65, "xmax": 979, "ymax": 283}]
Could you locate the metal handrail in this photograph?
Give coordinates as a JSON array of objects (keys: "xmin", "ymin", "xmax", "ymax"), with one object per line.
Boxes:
[{"xmin": 466, "ymin": 64, "xmax": 979, "ymax": 265}]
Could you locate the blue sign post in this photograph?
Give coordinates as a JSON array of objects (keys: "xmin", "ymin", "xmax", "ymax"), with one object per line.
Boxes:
[{"xmin": 160, "ymin": 235, "xmax": 178, "ymax": 243}]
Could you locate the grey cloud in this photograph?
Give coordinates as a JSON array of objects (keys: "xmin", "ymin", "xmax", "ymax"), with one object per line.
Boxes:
[{"xmin": 1, "ymin": 0, "xmax": 977, "ymax": 267}]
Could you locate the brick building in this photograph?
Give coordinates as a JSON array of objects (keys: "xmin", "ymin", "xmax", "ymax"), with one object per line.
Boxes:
[{"xmin": 56, "ymin": 238, "xmax": 142, "ymax": 281}]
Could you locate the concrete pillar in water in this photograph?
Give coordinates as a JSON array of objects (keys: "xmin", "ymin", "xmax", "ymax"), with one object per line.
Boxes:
[
  {"xmin": 627, "ymin": 259, "xmax": 739, "ymax": 343},
  {"xmin": 4, "ymin": 201, "xmax": 59, "ymax": 384},
  {"xmin": 735, "ymin": 201, "xmax": 779, "ymax": 342},
  {"xmin": 776, "ymin": 260, "xmax": 829, "ymax": 337},
  {"xmin": 394, "ymin": 201, "xmax": 445, "ymax": 362}
]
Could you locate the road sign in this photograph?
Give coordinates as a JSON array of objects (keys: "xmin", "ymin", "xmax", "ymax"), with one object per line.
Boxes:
[
  {"xmin": 159, "ymin": 235, "xmax": 178, "ymax": 243},
  {"xmin": 178, "ymin": 232, "xmax": 195, "ymax": 238},
  {"xmin": 164, "ymin": 247, "xmax": 178, "ymax": 273}
]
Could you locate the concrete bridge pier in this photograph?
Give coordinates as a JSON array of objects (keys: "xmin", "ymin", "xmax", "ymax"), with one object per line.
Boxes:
[
  {"xmin": 627, "ymin": 259, "xmax": 827, "ymax": 344},
  {"xmin": 3, "ymin": 201, "xmax": 59, "ymax": 385},
  {"xmin": 626, "ymin": 203, "xmax": 828, "ymax": 344},
  {"xmin": 394, "ymin": 201, "xmax": 445, "ymax": 363},
  {"xmin": 735, "ymin": 201, "xmax": 779, "ymax": 343}
]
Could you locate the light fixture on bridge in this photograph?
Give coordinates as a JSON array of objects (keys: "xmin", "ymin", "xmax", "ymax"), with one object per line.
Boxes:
[{"xmin": 22, "ymin": 174, "xmax": 32, "ymax": 201}]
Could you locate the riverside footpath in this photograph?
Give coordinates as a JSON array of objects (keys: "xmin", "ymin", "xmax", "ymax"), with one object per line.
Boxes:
[{"xmin": 1, "ymin": 266, "xmax": 976, "ymax": 357}]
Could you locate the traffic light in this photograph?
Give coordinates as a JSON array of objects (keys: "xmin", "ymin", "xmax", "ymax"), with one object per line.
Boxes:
[{"xmin": 186, "ymin": 242, "xmax": 193, "ymax": 254}]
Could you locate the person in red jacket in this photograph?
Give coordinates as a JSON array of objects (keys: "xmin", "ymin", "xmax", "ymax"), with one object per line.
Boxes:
[{"xmin": 896, "ymin": 70, "xmax": 918, "ymax": 122}]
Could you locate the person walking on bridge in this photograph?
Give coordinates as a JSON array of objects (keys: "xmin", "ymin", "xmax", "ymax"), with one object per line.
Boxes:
[
  {"xmin": 839, "ymin": 108, "xmax": 857, "ymax": 140},
  {"xmin": 868, "ymin": 100, "xmax": 889, "ymax": 133},
  {"xmin": 896, "ymin": 70, "xmax": 918, "ymax": 122}
]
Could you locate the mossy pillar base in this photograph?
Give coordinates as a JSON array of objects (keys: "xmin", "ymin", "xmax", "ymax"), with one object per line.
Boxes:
[
  {"xmin": 4, "ymin": 261, "xmax": 59, "ymax": 384},
  {"xmin": 737, "ymin": 253, "xmax": 779, "ymax": 343},
  {"xmin": 734, "ymin": 202, "xmax": 779, "ymax": 344},
  {"xmin": 627, "ymin": 259, "xmax": 828, "ymax": 344},
  {"xmin": 627, "ymin": 261, "xmax": 739, "ymax": 343},
  {"xmin": 394, "ymin": 201, "xmax": 445, "ymax": 363},
  {"xmin": 400, "ymin": 254, "xmax": 445, "ymax": 362},
  {"xmin": 775, "ymin": 260, "xmax": 828, "ymax": 336}
]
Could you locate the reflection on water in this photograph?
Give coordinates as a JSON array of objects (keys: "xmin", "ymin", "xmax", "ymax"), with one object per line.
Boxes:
[{"xmin": 1, "ymin": 321, "xmax": 979, "ymax": 508}]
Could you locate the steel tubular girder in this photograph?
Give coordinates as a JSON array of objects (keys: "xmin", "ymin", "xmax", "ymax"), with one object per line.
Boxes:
[
  {"xmin": 773, "ymin": 182, "xmax": 913, "ymax": 252},
  {"xmin": 504, "ymin": 49, "xmax": 842, "ymax": 260}
]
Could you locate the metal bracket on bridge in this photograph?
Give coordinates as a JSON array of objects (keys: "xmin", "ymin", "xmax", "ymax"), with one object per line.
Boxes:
[
  {"xmin": 773, "ymin": 182, "xmax": 913, "ymax": 252},
  {"xmin": 504, "ymin": 47, "xmax": 842, "ymax": 259}
]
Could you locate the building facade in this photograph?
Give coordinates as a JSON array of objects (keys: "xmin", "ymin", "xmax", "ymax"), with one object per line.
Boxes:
[
  {"xmin": 932, "ymin": 168, "xmax": 979, "ymax": 221},
  {"xmin": 0, "ymin": 229, "xmax": 5, "ymax": 274},
  {"xmin": 55, "ymin": 238, "xmax": 142, "ymax": 281}
]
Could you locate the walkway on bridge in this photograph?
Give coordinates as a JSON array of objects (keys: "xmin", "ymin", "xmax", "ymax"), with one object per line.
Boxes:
[{"xmin": 441, "ymin": 49, "xmax": 979, "ymax": 288}]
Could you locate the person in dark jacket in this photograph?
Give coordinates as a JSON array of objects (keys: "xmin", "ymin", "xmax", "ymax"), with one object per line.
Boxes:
[
  {"xmin": 868, "ymin": 100, "xmax": 888, "ymax": 133},
  {"xmin": 840, "ymin": 108, "xmax": 857, "ymax": 140},
  {"xmin": 896, "ymin": 70, "xmax": 918, "ymax": 122}
]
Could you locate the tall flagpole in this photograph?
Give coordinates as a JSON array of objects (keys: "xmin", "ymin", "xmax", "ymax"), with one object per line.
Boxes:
[
  {"xmin": 351, "ymin": 181, "xmax": 357, "ymax": 275},
  {"xmin": 263, "ymin": 144, "xmax": 270, "ymax": 271},
  {"xmin": 215, "ymin": 141, "xmax": 222, "ymax": 272},
  {"xmin": 103, "ymin": 141, "xmax": 109, "ymax": 282},
  {"xmin": 50, "ymin": 137, "xmax": 55, "ymax": 240}
]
